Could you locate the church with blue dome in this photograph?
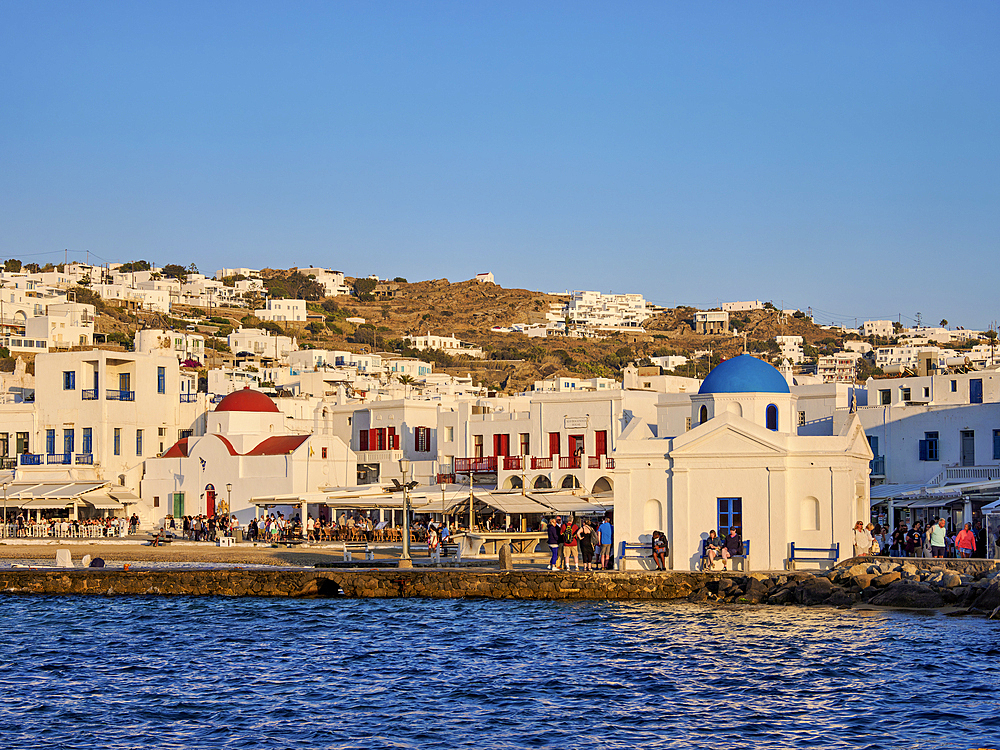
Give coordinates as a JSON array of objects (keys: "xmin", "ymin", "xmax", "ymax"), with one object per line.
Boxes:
[{"xmin": 613, "ymin": 354, "xmax": 872, "ymax": 572}]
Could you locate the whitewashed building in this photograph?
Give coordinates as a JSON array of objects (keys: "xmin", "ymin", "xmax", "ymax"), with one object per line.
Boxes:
[{"xmin": 255, "ymin": 298, "xmax": 307, "ymax": 323}]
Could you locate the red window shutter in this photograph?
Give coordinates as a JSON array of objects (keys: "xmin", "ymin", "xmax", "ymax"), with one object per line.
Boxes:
[
  {"xmin": 595, "ymin": 430, "xmax": 607, "ymax": 456},
  {"xmin": 549, "ymin": 432, "xmax": 560, "ymax": 456},
  {"xmin": 368, "ymin": 428, "xmax": 377, "ymax": 451},
  {"xmin": 359, "ymin": 430, "xmax": 369, "ymax": 451}
]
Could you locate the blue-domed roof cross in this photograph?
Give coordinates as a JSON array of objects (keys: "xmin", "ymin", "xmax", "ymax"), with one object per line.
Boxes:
[{"xmin": 698, "ymin": 353, "xmax": 790, "ymax": 395}]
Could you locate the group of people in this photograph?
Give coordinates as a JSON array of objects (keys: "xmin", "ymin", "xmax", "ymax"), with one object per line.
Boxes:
[
  {"xmin": 853, "ymin": 518, "xmax": 995, "ymax": 559},
  {"xmin": 171, "ymin": 513, "xmax": 236, "ymax": 542},
  {"xmin": 545, "ymin": 515, "xmax": 614, "ymax": 571},
  {"xmin": 6, "ymin": 514, "xmax": 138, "ymax": 539},
  {"xmin": 700, "ymin": 528, "xmax": 744, "ymax": 571}
]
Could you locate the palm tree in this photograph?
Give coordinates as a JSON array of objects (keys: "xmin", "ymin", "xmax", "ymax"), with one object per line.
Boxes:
[{"xmin": 986, "ymin": 329, "xmax": 998, "ymax": 365}]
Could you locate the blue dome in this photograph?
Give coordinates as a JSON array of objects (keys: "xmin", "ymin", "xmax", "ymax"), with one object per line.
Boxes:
[{"xmin": 698, "ymin": 354, "xmax": 790, "ymax": 395}]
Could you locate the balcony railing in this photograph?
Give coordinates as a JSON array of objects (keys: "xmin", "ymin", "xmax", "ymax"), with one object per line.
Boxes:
[
  {"xmin": 559, "ymin": 456, "xmax": 582, "ymax": 470},
  {"xmin": 454, "ymin": 456, "xmax": 498, "ymax": 474},
  {"xmin": 436, "ymin": 473, "xmax": 456, "ymax": 485},
  {"xmin": 870, "ymin": 456, "xmax": 885, "ymax": 476},
  {"xmin": 75, "ymin": 453, "xmax": 94, "ymax": 465},
  {"xmin": 18, "ymin": 453, "xmax": 42, "ymax": 466},
  {"xmin": 531, "ymin": 457, "xmax": 553, "ymax": 470},
  {"xmin": 106, "ymin": 389, "xmax": 135, "ymax": 401},
  {"xmin": 0, "ymin": 457, "xmax": 16, "ymax": 470},
  {"xmin": 502, "ymin": 455, "xmax": 523, "ymax": 471},
  {"xmin": 180, "ymin": 393, "xmax": 198, "ymax": 403},
  {"xmin": 46, "ymin": 453, "xmax": 72, "ymax": 465},
  {"xmin": 354, "ymin": 449, "xmax": 403, "ymax": 464},
  {"xmin": 82, "ymin": 389, "xmax": 98, "ymax": 400}
]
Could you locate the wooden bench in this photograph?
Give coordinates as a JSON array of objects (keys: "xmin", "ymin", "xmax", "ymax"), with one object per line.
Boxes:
[
  {"xmin": 787, "ymin": 542, "xmax": 839, "ymax": 571},
  {"xmin": 701, "ymin": 540, "xmax": 750, "ymax": 572},
  {"xmin": 617, "ymin": 541, "xmax": 652, "ymax": 570}
]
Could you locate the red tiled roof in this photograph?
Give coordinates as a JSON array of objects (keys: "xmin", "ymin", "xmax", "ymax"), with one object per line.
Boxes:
[
  {"xmin": 161, "ymin": 438, "xmax": 189, "ymax": 458},
  {"xmin": 244, "ymin": 435, "xmax": 310, "ymax": 456}
]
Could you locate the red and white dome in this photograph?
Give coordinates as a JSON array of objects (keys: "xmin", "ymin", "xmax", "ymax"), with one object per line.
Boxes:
[{"xmin": 214, "ymin": 388, "xmax": 280, "ymax": 413}]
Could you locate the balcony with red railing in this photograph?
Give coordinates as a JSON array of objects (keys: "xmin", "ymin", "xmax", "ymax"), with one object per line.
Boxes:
[
  {"xmin": 588, "ymin": 455, "xmax": 615, "ymax": 469},
  {"xmin": 454, "ymin": 456, "xmax": 498, "ymax": 474},
  {"xmin": 436, "ymin": 473, "xmax": 456, "ymax": 485},
  {"xmin": 502, "ymin": 455, "xmax": 523, "ymax": 471},
  {"xmin": 559, "ymin": 456, "xmax": 582, "ymax": 470},
  {"xmin": 530, "ymin": 456, "xmax": 553, "ymax": 470}
]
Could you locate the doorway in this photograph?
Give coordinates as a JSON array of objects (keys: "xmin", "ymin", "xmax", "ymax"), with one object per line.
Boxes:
[{"xmin": 961, "ymin": 430, "xmax": 975, "ymax": 467}]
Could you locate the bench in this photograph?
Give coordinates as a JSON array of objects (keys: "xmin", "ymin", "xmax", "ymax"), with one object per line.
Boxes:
[
  {"xmin": 617, "ymin": 541, "xmax": 652, "ymax": 570},
  {"xmin": 339, "ymin": 541, "xmax": 374, "ymax": 562},
  {"xmin": 788, "ymin": 542, "xmax": 839, "ymax": 571},
  {"xmin": 701, "ymin": 540, "xmax": 750, "ymax": 572}
]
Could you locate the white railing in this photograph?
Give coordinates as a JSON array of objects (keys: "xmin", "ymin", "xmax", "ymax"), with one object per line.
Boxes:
[
  {"xmin": 1, "ymin": 523, "xmax": 127, "ymax": 539},
  {"xmin": 942, "ymin": 465, "xmax": 1000, "ymax": 484}
]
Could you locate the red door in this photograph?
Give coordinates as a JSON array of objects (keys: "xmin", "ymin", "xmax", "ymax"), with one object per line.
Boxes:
[
  {"xmin": 595, "ymin": 430, "xmax": 607, "ymax": 456},
  {"xmin": 493, "ymin": 434, "xmax": 510, "ymax": 457},
  {"xmin": 548, "ymin": 432, "xmax": 561, "ymax": 456},
  {"xmin": 206, "ymin": 487, "xmax": 216, "ymax": 517}
]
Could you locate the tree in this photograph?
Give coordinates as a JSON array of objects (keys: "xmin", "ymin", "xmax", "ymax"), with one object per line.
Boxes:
[
  {"xmin": 353, "ymin": 278, "xmax": 377, "ymax": 301},
  {"xmin": 161, "ymin": 264, "xmax": 188, "ymax": 281},
  {"xmin": 3, "ymin": 259, "xmax": 21, "ymax": 272},
  {"xmin": 940, "ymin": 319, "xmax": 948, "ymax": 328},
  {"xmin": 119, "ymin": 260, "xmax": 151, "ymax": 273},
  {"xmin": 393, "ymin": 277, "xmax": 407, "ymax": 283},
  {"xmin": 306, "ymin": 321, "xmax": 326, "ymax": 336}
]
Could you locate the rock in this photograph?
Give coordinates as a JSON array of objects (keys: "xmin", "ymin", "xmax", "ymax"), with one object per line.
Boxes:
[
  {"xmin": 851, "ymin": 574, "xmax": 876, "ymax": 589},
  {"xmin": 872, "ymin": 572, "xmax": 901, "ymax": 587},
  {"xmin": 901, "ymin": 563, "xmax": 918, "ymax": 577},
  {"xmin": 878, "ymin": 563, "xmax": 897, "ymax": 575},
  {"xmin": 868, "ymin": 581, "xmax": 946, "ymax": 609},
  {"xmin": 940, "ymin": 573, "xmax": 962, "ymax": 589},
  {"xmin": 795, "ymin": 577, "xmax": 835, "ymax": 605},
  {"xmin": 990, "ymin": 606, "xmax": 1000, "ymax": 620},
  {"xmin": 825, "ymin": 589, "xmax": 857, "ymax": 606},
  {"xmin": 971, "ymin": 579, "xmax": 1000, "ymax": 612},
  {"xmin": 498, "ymin": 544, "xmax": 513, "ymax": 570},
  {"xmin": 767, "ymin": 587, "xmax": 795, "ymax": 605},
  {"xmin": 847, "ymin": 564, "xmax": 869, "ymax": 578},
  {"xmin": 687, "ymin": 588, "xmax": 710, "ymax": 603}
]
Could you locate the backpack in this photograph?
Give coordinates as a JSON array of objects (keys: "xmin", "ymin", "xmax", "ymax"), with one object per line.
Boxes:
[{"xmin": 562, "ymin": 526, "xmax": 574, "ymax": 544}]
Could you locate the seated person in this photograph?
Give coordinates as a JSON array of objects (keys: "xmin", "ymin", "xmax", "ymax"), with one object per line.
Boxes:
[
  {"xmin": 651, "ymin": 530, "xmax": 668, "ymax": 571},
  {"xmin": 702, "ymin": 530, "xmax": 723, "ymax": 570},
  {"xmin": 721, "ymin": 527, "xmax": 742, "ymax": 570}
]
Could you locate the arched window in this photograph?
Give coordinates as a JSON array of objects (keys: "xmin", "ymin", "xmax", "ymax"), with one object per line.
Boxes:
[
  {"xmin": 699, "ymin": 405, "xmax": 708, "ymax": 425},
  {"xmin": 644, "ymin": 499, "xmax": 663, "ymax": 531},
  {"xmin": 766, "ymin": 404, "xmax": 778, "ymax": 431}
]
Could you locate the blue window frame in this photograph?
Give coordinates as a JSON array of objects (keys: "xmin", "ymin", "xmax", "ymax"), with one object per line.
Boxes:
[
  {"xmin": 82, "ymin": 428, "xmax": 92, "ymax": 455},
  {"xmin": 766, "ymin": 404, "xmax": 778, "ymax": 431},
  {"xmin": 993, "ymin": 429, "xmax": 1000, "ymax": 460},
  {"xmin": 718, "ymin": 497, "xmax": 743, "ymax": 535},
  {"xmin": 919, "ymin": 431, "xmax": 939, "ymax": 461},
  {"xmin": 157, "ymin": 366, "xmax": 166, "ymax": 394},
  {"xmin": 136, "ymin": 429, "xmax": 143, "ymax": 456},
  {"xmin": 63, "ymin": 370, "xmax": 76, "ymax": 390},
  {"xmin": 114, "ymin": 428, "xmax": 121, "ymax": 456},
  {"xmin": 63, "ymin": 429, "xmax": 74, "ymax": 454},
  {"xmin": 45, "ymin": 429, "xmax": 55, "ymax": 455}
]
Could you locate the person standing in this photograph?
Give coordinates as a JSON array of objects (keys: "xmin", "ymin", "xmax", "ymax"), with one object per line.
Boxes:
[
  {"xmin": 853, "ymin": 521, "xmax": 873, "ymax": 558},
  {"xmin": 561, "ymin": 517, "xmax": 580, "ymax": 571},
  {"xmin": 546, "ymin": 517, "xmax": 561, "ymax": 571},
  {"xmin": 928, "ymin": 518, "xmax": 948, "ymax": 558},
  {"xmin": 577, "ymin": 519, "xmax": 595, "ymax": 571},
  {"xmin": 955, "ymin": 522, "xmax": 976, "ymax": 558},
  {"xmin": 597, "ymin": 516, "xmax": 614, "ymax": 570}
]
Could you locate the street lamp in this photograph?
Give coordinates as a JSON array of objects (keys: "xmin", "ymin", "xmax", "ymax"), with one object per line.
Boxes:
[
  {"xmin": 226, "ymin": 483, "xmax": 233, "ymax": 536},
  {"xmin": 390, "ymin": 459, "xmax": 418, "ymax": 568}
]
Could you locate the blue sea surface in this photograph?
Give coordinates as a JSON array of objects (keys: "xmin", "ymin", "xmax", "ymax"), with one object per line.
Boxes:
[{"xmin": 0, "ymin": 596, "xmax": 997, "ymax": 750}]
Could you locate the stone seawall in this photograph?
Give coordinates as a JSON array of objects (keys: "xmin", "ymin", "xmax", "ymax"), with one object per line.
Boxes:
[
  {"xmin": 0, "ymin": 568, "xmax": 750, "ymax": 600},
  {"xmin": 2, "ymin": 559, "xmax": 998, "ymax": 615}
]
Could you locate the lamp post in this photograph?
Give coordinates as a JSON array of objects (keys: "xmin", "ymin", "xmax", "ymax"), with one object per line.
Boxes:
[
  {"xmin": 226, "ymin": 483, "xmax": 233, "ymax": 536},
  {"xmin": 399, "ymin": 459, "xmax": 412, "ymax": 567}
]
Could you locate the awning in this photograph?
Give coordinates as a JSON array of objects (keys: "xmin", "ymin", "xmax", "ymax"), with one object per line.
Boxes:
[
  {"xmin": 81, "ymin": 493, "xmax": 125, "ymax": 510},
  {"xmin": 109, "ymin": 489, "xmax": 140, "ymax": 503},
  {"xmin": 20, "ymin": 497, "xmax": 76, "ymax": 509}
]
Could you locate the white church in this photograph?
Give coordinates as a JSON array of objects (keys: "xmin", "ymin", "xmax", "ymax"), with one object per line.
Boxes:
[
  {"xmin": 140, "ymin": 389, "xmax": 355, "ymax": 525},
  {"xmin": 614, "ymin": 354, "xmax": 872, "ymax": 570}
]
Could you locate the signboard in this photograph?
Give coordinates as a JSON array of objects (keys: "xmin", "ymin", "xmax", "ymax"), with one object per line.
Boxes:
[{"xmin": 564, "ymin": 416, "xmax": 589, "ymax": 429}]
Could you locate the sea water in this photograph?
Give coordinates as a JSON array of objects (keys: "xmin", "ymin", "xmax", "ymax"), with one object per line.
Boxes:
[{"xmin": 0, "ymin": 596, "xmax": 997, "ymax": 749}]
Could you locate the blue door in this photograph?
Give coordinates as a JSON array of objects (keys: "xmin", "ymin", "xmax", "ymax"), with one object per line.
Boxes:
[{"xmin": 970, "ymin": 379, "xmax": 983, "ymax": 404}]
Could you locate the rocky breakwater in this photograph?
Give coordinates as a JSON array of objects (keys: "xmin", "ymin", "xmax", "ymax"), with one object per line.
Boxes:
[{"xmin": 749, "ymin": 559, "xmax": 1000, "ymax": 617}]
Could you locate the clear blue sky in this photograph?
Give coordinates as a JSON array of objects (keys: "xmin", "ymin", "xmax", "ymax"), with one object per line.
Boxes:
[{"xmin": 2, "ymin": 1, "xmax": 997, "ymax": 329}]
